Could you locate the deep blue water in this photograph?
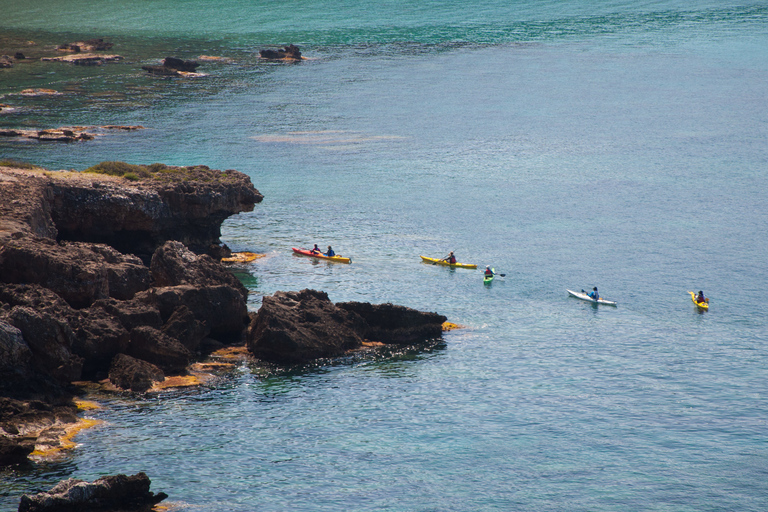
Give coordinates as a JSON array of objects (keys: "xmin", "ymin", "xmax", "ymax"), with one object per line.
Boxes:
[{"xmin": 1, "ymin": 1, "xmax": 768, "ymax": 510}]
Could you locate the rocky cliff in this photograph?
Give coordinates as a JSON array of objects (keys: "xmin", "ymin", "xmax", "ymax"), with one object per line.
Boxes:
[{"xmin": 0, "ymin": 164, "xmax": 261, "ymax": 465}]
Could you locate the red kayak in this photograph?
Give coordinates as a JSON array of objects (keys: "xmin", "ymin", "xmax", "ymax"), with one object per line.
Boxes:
[{"xmin": 292, "ymin": 247, "xmax": 351, "ymax": 264}]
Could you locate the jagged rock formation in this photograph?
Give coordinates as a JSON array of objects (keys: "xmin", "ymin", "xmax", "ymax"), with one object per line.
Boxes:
[
  {"xmin": 247, "ymin": 289, "xmax": 446, "ymax": 364},
  {"xmin": 18, "ymin": 472, "xmax": 167, "ymax": 512},
  {"xmin": 0, "ymin": 164, "xmax": 260, "ymax": 465}
]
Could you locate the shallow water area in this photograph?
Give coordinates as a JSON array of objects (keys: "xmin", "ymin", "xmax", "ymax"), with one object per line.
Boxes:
[{"xmin": 2, "ymin": 1, "xmax": 768, "ymax": 511}]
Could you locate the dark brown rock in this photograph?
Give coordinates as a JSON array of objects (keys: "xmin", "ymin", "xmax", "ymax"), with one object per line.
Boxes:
[
  {"xmin": 108, "ymin": 353, "xmax": 164, "ymax": 392},
  {"xmin": 127, "ymin": 326, "xmax": 191, "ymax": 373},
  {"xmin": 161, "ymin": 305, "xmax": 209, "ymax": 353},
  {"xmin": 18, "ymin": 472, "xmax": 167, "ymax": 512},
  {"xmin": 69, "ymin": 305, "xmax": 130, "ymax": 379},
  {"xmin": 247, "ymin": 289, "xmax": 447, "ymax": 364},
  {"xmin": 337, "ymin": 301, "xmax": 446, "ymax": 344},
  {"xmin": 91, "ymin": 298, "xmax": 163, "ymax": 331},
  {"xmin": 0, "ymin": 237, "xmax": 147, "ymax": 309},
  {"xmin": 46, "ymin": 167, "xmax": 262, "ymax": 261},
  {"xmin": 7, "ymin": 306, "xmax": 83, "ymax": 383},
  {"xmin": 247, "ymin": 289, "xmax": 367, "ymax": 364},
  {"xmin": 141, "ymin": 284, "xmax": 248, "ymax": 342},
  {"xmin": 162, "ymin": 56, "xmax": 199, "ymax": 72},
  {"xmin": 260, "ymin": 44, "xmax": 302, "ymax": 60},
  {"xmin": 88, "ymin": 245, "xmax": 150, "ymax": 300},
  {"xmin": 0, "ymin": 435, "xmax": 34, "ymax": 466},
  {"xmin": 150, "ymin": 240, "xmax": 247, "ymax": 299}
]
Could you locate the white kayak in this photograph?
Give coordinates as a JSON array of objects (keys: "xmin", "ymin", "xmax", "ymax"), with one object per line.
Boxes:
[{"xmin": 567, "ymin": 289, "xmax": 617, "ymax": 306}]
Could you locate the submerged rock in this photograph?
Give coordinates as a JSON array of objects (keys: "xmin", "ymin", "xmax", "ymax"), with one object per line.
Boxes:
[
  {"xmin": 259, "ymin": 44, "xmax": 302, "ymax": 60},
  {"xmin": 18, "ymin": 472, "xmax": 167, "ymax": 512},
  {"xmin": 142, "ymin": 56, "xmax": 201, "ymax": 76}
]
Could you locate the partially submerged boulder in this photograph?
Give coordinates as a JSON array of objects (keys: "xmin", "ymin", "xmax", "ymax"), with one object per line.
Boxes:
[
  {"xmin": 259, "ymin": 44, "xmax": 302, "ymax": 60},
  {"xmin": 142, "ymin": 56, "xmax": 200, "ymax": 76},
  {"xmin": 247, "ymin": 289, "xmax": 366, "ymax": 364},
  {"xmin": 18, "ymin": 472, "xmax": 167, "ymax": 512},
  {"xmin": 247, "ymin": 289, "xmax": 446, "ymax": 364}
]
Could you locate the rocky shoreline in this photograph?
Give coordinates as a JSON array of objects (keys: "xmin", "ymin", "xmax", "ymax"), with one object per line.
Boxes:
[{"xmin": 0, "ymin": 162, "xmax": 447, "ymax": 509}]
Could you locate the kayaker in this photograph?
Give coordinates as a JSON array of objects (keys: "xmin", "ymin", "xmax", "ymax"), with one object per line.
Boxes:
[
  {"xmin": 441, "ymin": 252, "xmax": 457, "ymax": 264},
  {"xmin": 588, "ymin": 287, "xmax": 599, "ymax": 300},
  {"xmin": 325, "ymin": 246, "xmax": 335, "ymax": 257},
  {"xmin": 696, "ymin": 291, "xmax": 708, "ymax": 304},
  {"xmin": 311, "ymin": 244, "xmax": 322, "ymax": 255},
  {"xmin": 484, "ymin": 266, "xmax": 495, "ymax": 277}
]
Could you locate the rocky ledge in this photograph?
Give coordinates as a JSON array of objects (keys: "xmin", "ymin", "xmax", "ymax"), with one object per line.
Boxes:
[
  {"xmin": 0, "ymin": 161, "xmax": 447, "ymax": 473},
  {"xmin": 18, "ymin": 472, "xmax": 167, "ymax": 512},
  {"xmin": 0, "ymin": 163, "xmax": 261, "ymax": 465}
]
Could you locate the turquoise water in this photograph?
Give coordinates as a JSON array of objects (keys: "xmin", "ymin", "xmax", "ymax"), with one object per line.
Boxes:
[{"xmin": 2, "ymin": 1, "xmax": 768, "ymax": 510}]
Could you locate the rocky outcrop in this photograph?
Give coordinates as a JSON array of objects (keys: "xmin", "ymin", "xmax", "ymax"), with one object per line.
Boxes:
[
  {"xmin": 57, "ymin": 39, "xmax": 114, "ymax": 52},
  {"xmin": 247, "ymin": 289, "xmax": 446, "ymax": 364},
  {"xmin": 0, "ymin": 237, "xmax": 150, "ymax": 308},
  {"xmin": 41, "ymin": 54, "xmax": 122, "ymax": 66},
  {"xmin": 18, "ymin": 472, "xmax": 167, "ymax": 512},
  {"xmin": 109, "ymin": 354, "xmax": 164, "ymax": 393},
  {"xmin": 0, "ymin": 125, "xmax": 144, "ymax": 142},
  {"xmin": 0, "ymin": 165, "xmax": 261, "ymax": 466},
  {"xmin": 46, "ymin": 166, "xmax": 262, "ymax": 260},
  {"xmin": 337, "ymin": 301, "xmax": 446, "ymax": 344},
  {"xmin": 0, "ymin": 396, "xmax": 79, "ymax": 466},
  {"xmin": 259, "ymin": 44, "xmax": 302, "ymax": 60},
  {"xmin": 150, "ymin": 240, "xmax": 246, "ymax": 298},
  {"xmin": 142, "ymin": 57, "xmax": 200, "ymax": 76}
]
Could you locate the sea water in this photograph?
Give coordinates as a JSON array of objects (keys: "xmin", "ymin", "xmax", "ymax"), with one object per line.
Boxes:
[{"xmin": 1, "ymin": 1, "xmax": 767, "ymax": 510}]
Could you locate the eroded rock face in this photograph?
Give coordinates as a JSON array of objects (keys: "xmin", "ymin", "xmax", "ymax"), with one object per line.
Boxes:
[
  {"xmin": 247, "ymin": 289, "xmax": 366, "ymax": 363},
  {"xmin": 141, "ymin": 284, "xmax": 248, "ymax": 342},
  {"xmin": 0, "ymin": 321, "xmax": 34, "ymax": 392},
  {"xmin": 150, "ymin": 240, "xmax": 247, "ymax": 298},
  {"xmin": 7, "ymin": 307, "xmax": 83, "ymax": 383},
  {"xmin": 337, "ymin": 301, "xmax": 446, "ymax": 344},
  {"xmin": 126, "ymin": 326, "xmax": 191, "ymax": 374},
  {"xmin": 0, "ymin": 237, "xmax": 149, "ymax": 309},
  {"xmin": 47, "ymin": 167, "xmax": 262, "ymax": 261},
  {"xmin": 18, "ymin": 472, "xmax": 167, "ymax": 512},
  {"xmin": 247, "ymin": 289, "xmax": 447, "ymax": 364},
  {"xmin": 109, "ymin": 354, "xmax": 164, "ymax": 393}
]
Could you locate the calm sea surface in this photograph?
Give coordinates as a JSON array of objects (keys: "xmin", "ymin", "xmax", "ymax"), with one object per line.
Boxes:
[{"xmin": 1, "ymin": 1, "xmax": 768, "ymax": 510}]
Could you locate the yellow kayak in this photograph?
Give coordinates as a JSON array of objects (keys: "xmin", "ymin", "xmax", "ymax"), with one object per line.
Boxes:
[
  {"xmin": 420, "ymin": 255, "xmax": 477, "ymax": 269},
  {"xmin": 221, "ymin": 252, "xmax": 264, "ymax": 263},
  {"xmin": 688, "ymin": 291, "xmax": 709, "ymax": 310}
]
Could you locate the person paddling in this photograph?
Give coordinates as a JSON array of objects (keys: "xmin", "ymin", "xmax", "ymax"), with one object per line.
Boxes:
[
  {"xmin": 325, "ymin": 246, "xmax": 335, "ymax": 257},
  {"xmin": 588, "ymin": 287, "xmax": 599, "ymax": 301},
  {"xmin": 310, "ymin": 244, "xmax": 322, "ymax": 255},
  {"xmin": 484, "ymin": 265, "xmax": 495, "ymax": 278},
  {"xmin": 696, "ymin": 290, "xmax": 708, "ymax": 304},
  {"xmin": 440, "ymin": 251, "xmax": 457, "ymax": 264}
]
